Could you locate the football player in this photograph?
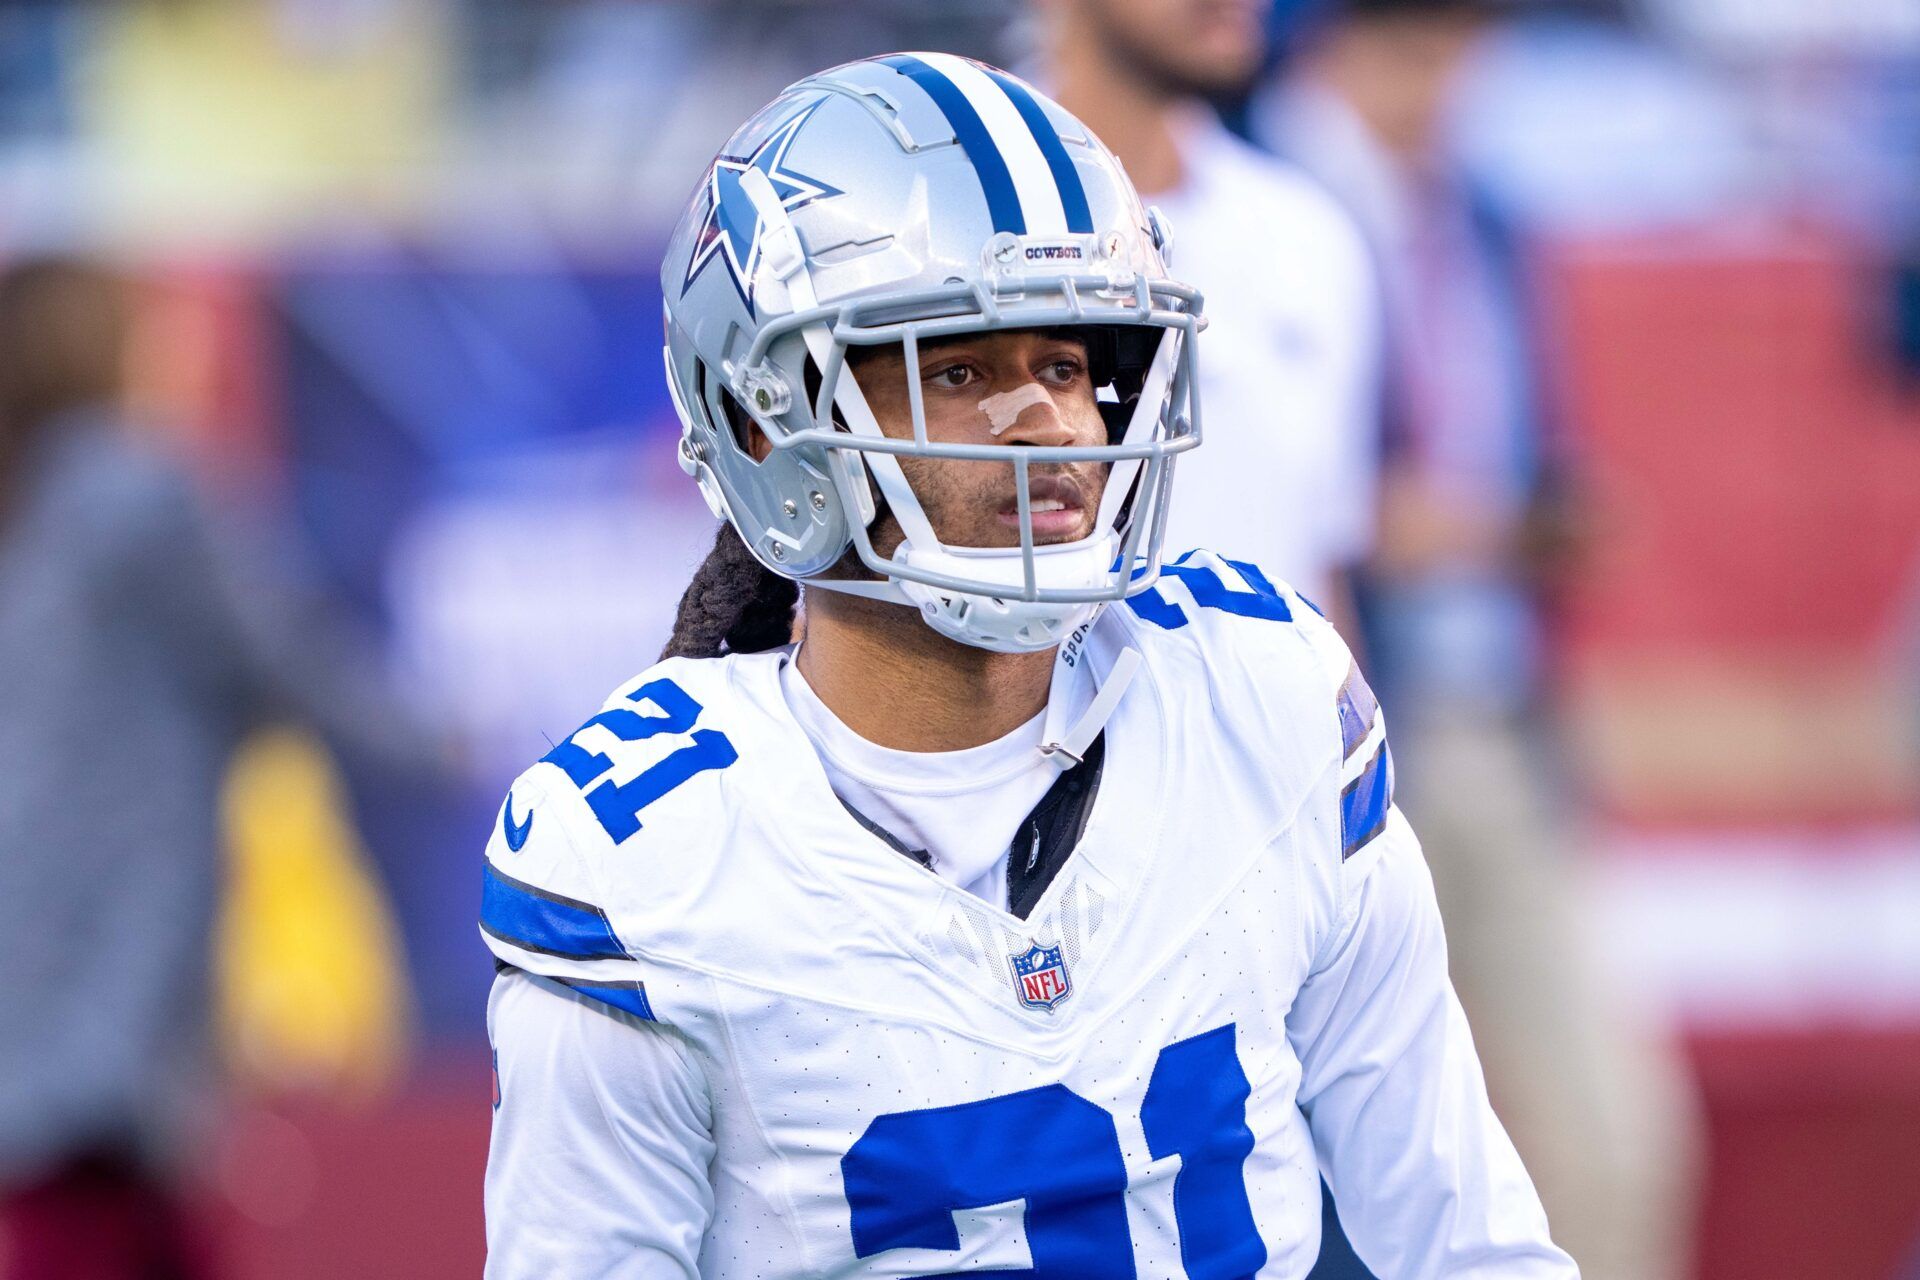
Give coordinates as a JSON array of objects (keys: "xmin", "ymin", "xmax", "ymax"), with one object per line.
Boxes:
[{"xmin": 481, "ymin": 54, "xmax": 1576, "ymax": 1278}]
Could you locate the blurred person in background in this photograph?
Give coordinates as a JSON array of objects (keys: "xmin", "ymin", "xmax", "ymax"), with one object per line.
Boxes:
[
  {"xmin": 1036, "ymin": 0, "xmax": 1382, "ymax": 620},
  {"xmin": 1254, "ymin": 1, "xmax": 1701, "ymax": 1276},
  {"xmin": 0, "ymin": 257, "xmax": 423, "ymax": 1280}
]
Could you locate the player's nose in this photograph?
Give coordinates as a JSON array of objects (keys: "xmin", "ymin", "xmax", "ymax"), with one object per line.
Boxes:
[{"xmin": 979, "ymin": 375, "xmax": 1082, "ymax": 449}]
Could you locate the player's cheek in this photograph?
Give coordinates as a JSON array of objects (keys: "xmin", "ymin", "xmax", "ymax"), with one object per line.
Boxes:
[
  {"xmin": 1060, "ymin": 388, "xmax": 1107, "ymax": 447},
  {"xmin": 898, "ymin": 457, "xmax": 979, "ymax": 545},
  {"xmin": 1080, "ymin": 467, "xmax": 1109, "ymax": 536},
  {"xmin": 901, "ymin": 383, "xmax": 980, "ymax": 444}
]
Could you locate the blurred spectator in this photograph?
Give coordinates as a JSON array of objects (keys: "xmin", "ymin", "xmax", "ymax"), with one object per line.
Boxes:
[
  {"xmin": 86, "ymin": 0, "xmax": 452, "ymax": 250},
  {"xmin": 0, "ymin": 257, "xmax": 425, "ymax": 1279},
  {"xmin": 1255, "ymin": 2, "xmax": 1702, "ymax": 1276},
  {"xmin": 1037, "ymin": 0, "xmax": 1382, "ymax": 618}
]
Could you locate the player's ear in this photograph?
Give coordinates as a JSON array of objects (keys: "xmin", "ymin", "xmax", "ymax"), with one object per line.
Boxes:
[{"xmin": 745, "ymin": 421, "xmax": 774, "ymax": 463}]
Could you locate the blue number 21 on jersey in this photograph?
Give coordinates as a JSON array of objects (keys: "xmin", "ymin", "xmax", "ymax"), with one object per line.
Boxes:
[
  {"xmin": 843, "ymin": 1023, "xmax": 1267, "ymax": 1278},
  {"xmin": 541, "ymin": 678, "xmax": 737, "ymax": 844}
]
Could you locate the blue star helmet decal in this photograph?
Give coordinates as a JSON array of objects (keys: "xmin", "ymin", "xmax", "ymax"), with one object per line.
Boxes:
[{"xmin": 682, "ymin": 101, "xmax": 842, "ymax": 316}]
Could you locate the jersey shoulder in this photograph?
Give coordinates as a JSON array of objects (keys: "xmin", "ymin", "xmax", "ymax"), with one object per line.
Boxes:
[
  {"xmin": 478, "ymin": 652, "xmax": 779, "ymax": 1021},
  {"xmin": 1115, "ymin": 547, "xmax": 1342, "ymax": 697},
  {"xmin": 1115, "ymin": 549, "xmax": 1393, "ymax": 867}
]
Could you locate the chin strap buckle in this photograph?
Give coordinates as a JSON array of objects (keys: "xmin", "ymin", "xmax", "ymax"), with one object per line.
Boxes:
[
  {"xmin": 1037, "ymin": 740, "xmax": 1086, "ymax": 768},
  {"xmin": 1039, "ymin": 646, "xmax": 1142, "ymax": 771}
]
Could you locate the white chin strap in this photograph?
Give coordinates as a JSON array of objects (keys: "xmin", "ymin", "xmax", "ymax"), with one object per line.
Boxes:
[{"xmin": 1039, "ymin": 642, "xmax": 1142, "ymax": 771}]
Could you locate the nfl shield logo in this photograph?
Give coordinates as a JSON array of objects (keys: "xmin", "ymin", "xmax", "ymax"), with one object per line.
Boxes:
[{"xmin": 1010, "ymin": 942, "xmax": 1072, "ymax": 1012}]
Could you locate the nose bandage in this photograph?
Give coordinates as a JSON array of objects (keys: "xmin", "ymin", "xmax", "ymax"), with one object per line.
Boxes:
[{"xmin": 979, "ymin": 384, "xmax": 1053, "ymax": 436}]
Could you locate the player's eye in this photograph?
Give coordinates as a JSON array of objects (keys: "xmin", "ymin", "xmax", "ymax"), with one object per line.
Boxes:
[
  {"xmin": 1040, "ymin": 357, "xmax": 1086, "ymax": 385},
  {"xmin": 925, "ymin": 363, "xmax": 975, "ymax": 389}
]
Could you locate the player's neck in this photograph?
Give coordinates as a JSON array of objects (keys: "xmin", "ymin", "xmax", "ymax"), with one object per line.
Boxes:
[
  {"xmin": 794, "ymin": 589, "xmax": 1054, "ymax": 753},
  {"xmin": 1046, "ymin": 45, "xmax": 1186, "ymax": 198}
]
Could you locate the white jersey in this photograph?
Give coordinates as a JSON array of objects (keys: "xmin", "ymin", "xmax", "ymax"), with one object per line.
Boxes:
[
  {"xmin": 1153, "ymin": 115, "xmax": 1382, "ymax": 603},
  {"xmin": 778, "ymin": 656, "xmax": 1053, "ymax": 909},
  {"xmin": 480, "ymin": 550, "xmax": 1575, "ymax": 1279}
]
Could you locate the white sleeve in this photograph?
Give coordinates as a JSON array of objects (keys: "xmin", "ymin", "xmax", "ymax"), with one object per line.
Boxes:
[
  {"xmin": 485, "ymin": 969, "xmax": 715, "ymax": 1279},
  {"xmin": 1287, "ymin": 809, "xmax": 1579, "ymax": 1279}
]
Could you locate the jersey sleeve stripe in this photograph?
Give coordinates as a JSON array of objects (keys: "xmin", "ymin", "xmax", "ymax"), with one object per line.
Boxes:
[
  {"xmin": 482, "ymin": 930, "xmax": 647, "ymax": 982},
  {"xmin": 1339, "ymin": 741, "xmax": 1394, "ymax": 861},
  {"xmin": 1336, "ymin": 661, "xmax": 1380, "ymax": 762},
  {"xmin": 481, "ymin": 859, "xmax": 630, "ymax": 962}
]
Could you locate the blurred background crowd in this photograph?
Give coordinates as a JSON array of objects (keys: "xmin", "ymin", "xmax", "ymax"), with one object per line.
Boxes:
[{"xmin": 0, "ymin": 0, "xmax": 1916, "ymax": 1276}]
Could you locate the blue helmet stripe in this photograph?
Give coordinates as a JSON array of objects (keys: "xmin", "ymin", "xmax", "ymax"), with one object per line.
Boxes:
[
  {"xmin": 880, "ymin": 54, "xmax": 1026, "ymax": 235},
  {"xmin": 983, "ymin": 68, "xmax": 1094, "ymax": 234}
]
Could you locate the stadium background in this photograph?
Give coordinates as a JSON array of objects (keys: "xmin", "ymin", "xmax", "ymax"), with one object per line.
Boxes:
[{"xmin": 2, "ymin": 0, "xmax": 1917, "ymax": 1275}]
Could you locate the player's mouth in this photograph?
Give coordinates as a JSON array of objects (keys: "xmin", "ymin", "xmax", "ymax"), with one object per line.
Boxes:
[{"xmin": 997, "ymin": 476, "xmax": 1087, "ymax": 541}]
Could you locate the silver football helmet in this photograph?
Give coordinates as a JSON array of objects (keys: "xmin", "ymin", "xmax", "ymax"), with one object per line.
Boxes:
[{"xmin": 661, "ymin": 52, "xmax": 1203, "ymax": 653}]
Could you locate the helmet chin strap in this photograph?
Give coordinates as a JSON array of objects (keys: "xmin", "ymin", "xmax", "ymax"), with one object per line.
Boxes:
[{"xmin": 1038, "ymin": 636, "xmax": 1143, "ymax": 772}]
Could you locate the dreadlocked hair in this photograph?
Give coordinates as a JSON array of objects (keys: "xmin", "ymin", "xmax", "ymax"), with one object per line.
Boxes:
[{"xmin": 661, "ymin": 523, "xmax": 800, "ymax": 660}]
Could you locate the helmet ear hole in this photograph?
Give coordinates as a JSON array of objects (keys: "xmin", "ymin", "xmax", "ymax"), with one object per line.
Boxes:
[
  {"xmin": 698, "ymin": 362, "xmax": 771, "ymax": 462},
  {"xmin": 721, "ymin": 393, "xmax": 770, "ymax": 462}
]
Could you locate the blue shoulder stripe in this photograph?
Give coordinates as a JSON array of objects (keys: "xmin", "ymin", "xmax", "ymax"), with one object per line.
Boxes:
[
  {"xmin": 549, "ymin": 975, "xmax": 656, "ymax": 1022},
  {"xmin": 1340, "ymin": 741, "xmax": 1393, "ymax": 861},
  {"xmin": 1336, "ymin": 662, "xmax": 1380, "ymax": 762},
  {"xmin": 481, "ymin": 860, "xmax": 628, "ymax": 962},
  {"xmin": 880, "ymin": 55, "xmax": 1025, "ymax": 234},
  {"xmin": 981, "ymin": 67, "xmax": 1094, "ymax": 234}
]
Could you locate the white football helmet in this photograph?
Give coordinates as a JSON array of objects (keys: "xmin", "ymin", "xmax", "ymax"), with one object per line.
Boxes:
[{"xmin": 661, "ymin": 53, "xmax": 1203, "ymax": 652}]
